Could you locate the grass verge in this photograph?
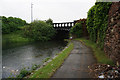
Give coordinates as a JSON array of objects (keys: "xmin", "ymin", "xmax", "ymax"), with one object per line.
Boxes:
[
  {"xmin": 74, "ymin": 38, "xmax": 114, "ymax": 65},
  {"xmin": 30, "ymin": 42, "xmax": 74, "ymax": 78}
]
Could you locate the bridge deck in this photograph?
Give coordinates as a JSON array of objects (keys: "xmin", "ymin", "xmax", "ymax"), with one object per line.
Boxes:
[{"xmin": 53, "ymin": 22, "xmax": 76, "ymax": 31}]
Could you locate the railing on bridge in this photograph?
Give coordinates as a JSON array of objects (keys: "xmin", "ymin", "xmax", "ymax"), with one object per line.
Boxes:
[{"xmin": 53, "ymin": 22, "xmax": 75, "ymax": 31}]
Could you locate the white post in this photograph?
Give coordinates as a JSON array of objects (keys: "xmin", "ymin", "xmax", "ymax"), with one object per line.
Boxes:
[{"xmin": 31, "ymin": 3, "xmax": 33, "ymax": 22}]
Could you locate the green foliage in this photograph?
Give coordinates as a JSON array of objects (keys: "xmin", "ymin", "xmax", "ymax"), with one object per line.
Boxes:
[
  {"xmin": 2, "ymin": 31, "xmax": 33, "ymax": 49},
  {"xmin": 87, "ymin": 5, "xmax": 97, "ymax": 42},
  {"xmin": 23, "ymin": 20, "xmax": 56, "ymax": 41},
  {"xmin": 2, "ymin": 16, "xmax": 27, "ymax": 34},
  {"xmin": 16, "ymin": 64, "xmax": 40, "ymax": 78},
  {"xmin": 46, "ymin": 18, "xmax": 53, "ymax": 25},
  {"xmin": 42, "ymin": 57, "xmax": 50, "ymax": 63},
  {"xmin": 31, "ymin": 64, "xmax": 40, "ymax": 70},
  {"xmin": 86, "ymin": 2, "xmax": 112, "ymax": 49},
  {"xmin": 70, "ymin": 22, "xmax": 83, "ymax": 38},
  {"xmin": 16, "ymin": 68, "xmax": 30, "ymax": 78}
]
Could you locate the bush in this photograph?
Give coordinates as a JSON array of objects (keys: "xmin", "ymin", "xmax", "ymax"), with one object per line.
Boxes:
[
  {"xmin": 23, "ymin": 20, "xmax": 56, "ymax": 41},
  {"xmin": 70, "ymin": 22, "xmax": 83, "ymax": 38},
  {"xmin": 86, "ymin": 2, "xmax": 112, "ymax": 49},
  {"xmin": 16, "ymin": 68, "xmax": 30, "ymax": 78}
]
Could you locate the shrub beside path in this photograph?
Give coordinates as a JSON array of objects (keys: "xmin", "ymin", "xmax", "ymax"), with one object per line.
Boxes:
[{"xmin": 52, "ymin": 40, "xmax": 96, "ymax": 78}]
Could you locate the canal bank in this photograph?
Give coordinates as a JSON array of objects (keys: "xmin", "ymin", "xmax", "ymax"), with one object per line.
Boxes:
[{"xmin": 29, "ymin": 41, "xmax": 73, "ymax": 78}]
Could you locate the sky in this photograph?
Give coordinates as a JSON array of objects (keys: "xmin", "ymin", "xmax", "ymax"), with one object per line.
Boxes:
[{"xmin": 0, "ymin": 0, "xmax": 96, "ymax": 23}]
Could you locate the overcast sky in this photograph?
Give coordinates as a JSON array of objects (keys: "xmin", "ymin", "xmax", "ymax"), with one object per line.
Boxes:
[{"xmin": 0, "ymin": 0, "xmax": 96, "ymax": 23}]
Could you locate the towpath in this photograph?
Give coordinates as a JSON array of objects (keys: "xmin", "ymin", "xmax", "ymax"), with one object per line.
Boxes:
[{"xmin": 52, "ymin": 40, "xmax": 96, "ymax": 78}]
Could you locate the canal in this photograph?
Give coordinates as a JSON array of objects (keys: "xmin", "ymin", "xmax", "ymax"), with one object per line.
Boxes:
[{"xmin": 2, "ymin": 41, "xmax": 67, "ymax": 78}]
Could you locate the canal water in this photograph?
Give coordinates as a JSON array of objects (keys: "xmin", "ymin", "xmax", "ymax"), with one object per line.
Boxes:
[{"xmin": 2, "ymin": 41, "xmax": 67, "ymax": 78}]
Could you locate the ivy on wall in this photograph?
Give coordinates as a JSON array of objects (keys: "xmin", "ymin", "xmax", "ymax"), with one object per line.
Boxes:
[{"xmin": 86, "ymin": 2, "xmax": 112, "ymax": 49}]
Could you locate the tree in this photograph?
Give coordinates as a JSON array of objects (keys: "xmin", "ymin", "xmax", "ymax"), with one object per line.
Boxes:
[
  {"xmin": 70, "ymin": 22, "xmax": 83, "ymax": 38},
  {"xmin": 46, "ymin": 18, "xmax": 53, "ymax": 25},
  {"xmin": 23, "ymin": 20, "xmax": 56, "ymax": 41},
  {"xmin": 2, "ymin": 16, "xmax": 27, "ymax": 34}
]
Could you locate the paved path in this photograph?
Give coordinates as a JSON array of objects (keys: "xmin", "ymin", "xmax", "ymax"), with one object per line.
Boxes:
[{"xmin": 52, "ymin": 40, "xmax": 96, "ymax": 78}]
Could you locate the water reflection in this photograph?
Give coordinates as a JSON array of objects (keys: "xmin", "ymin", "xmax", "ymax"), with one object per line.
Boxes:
[{"xmin": 2, "ymin": 41, "xmax": 67, "ymax": 78}]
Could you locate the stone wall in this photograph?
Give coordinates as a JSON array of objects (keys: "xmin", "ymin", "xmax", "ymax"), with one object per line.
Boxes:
[{"xmin": 104, "ymin": 2, "xmax": 120, "ymax": 63}]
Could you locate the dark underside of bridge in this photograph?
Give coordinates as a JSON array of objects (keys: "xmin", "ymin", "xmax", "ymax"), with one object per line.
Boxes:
[
  {"xmin": 52, "ymin": 22, "xmax": 75, "ymax": 40},
  {"xmin": 53, "ymin": 30, "xmax": 70, "ymax": 40}
]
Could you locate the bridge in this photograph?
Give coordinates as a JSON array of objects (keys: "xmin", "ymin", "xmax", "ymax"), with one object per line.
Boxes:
[
  {"xmin": 53, "ymin": 21, "xmax": 77, "ymax": 31},
  {"xmin": 52, "ymin": 21, "xmax": 78, "ymax": 39}
]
